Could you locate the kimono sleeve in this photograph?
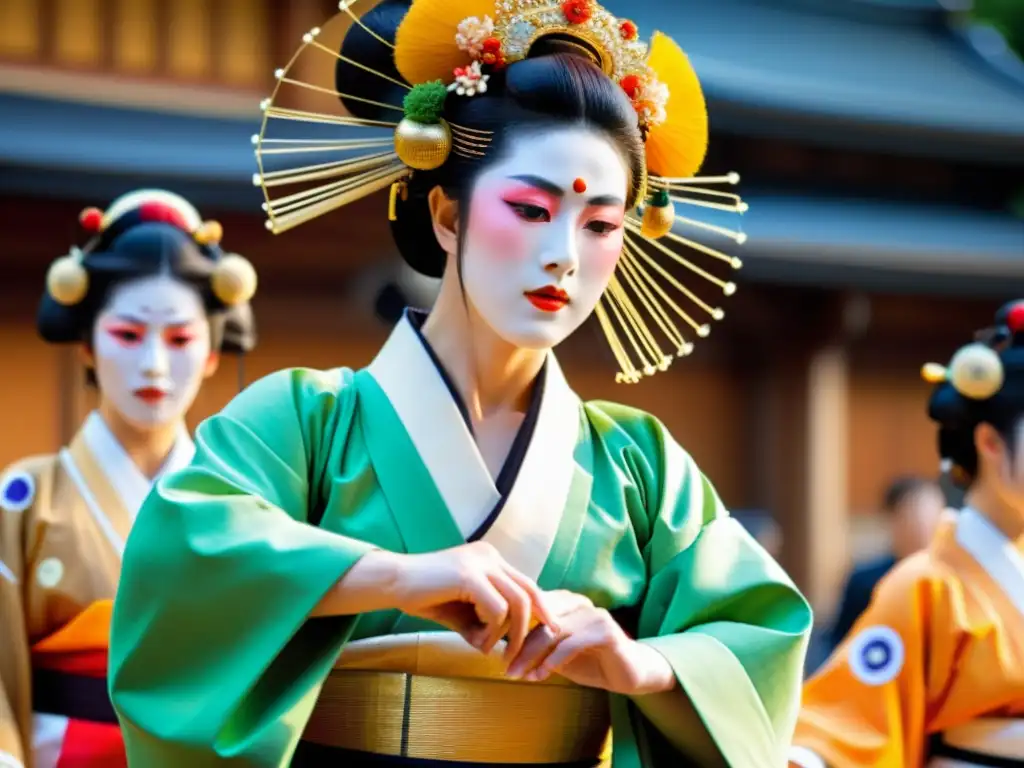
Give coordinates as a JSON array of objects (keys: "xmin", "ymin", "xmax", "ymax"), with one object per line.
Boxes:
[
  {"xmin": 0, "ymin": 460, "xmax": 45, "ymax": 768},
  {"xmin": 108, "ymin": 367, "xmax": 376, "ymax": 767},
  {"xmin": 614, "ymin": 414, "xmax": 812, "ymax": 768},
  {"xmin": 788, "ymin": 556, "xmax": 953, "ymax": 768}
]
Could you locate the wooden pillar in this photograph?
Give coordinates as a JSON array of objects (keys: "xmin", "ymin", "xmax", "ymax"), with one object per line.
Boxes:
[
  {"xmin": 757, "ymin": 344, "xmax": 850, "ymax": 615},
  {"xmin": 0, "ymin": 0, "xmax": 41, "ymax": 60},
  {"xmin": 745, "ymin": 289, "xmax": 852, "ymax": 620},
  {"xmin": 756, "ymin": 346, "xmax": 813, "ymax": 587},
  {"xmin": 272, "ymin": 0, "xmax": 333, "ymax": 101},
  {"xmin": 804, "ymin": 345, "xmax": 850, "ymax": 615}
]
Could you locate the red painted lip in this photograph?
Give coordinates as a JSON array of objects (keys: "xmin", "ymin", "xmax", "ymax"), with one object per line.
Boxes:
[
  {"xmin": 524, "ymin": 286, "xmax": 570, "ymax": 313},
  {"xmin": 133, "ymin": 387, "xmax": 167, "ymax": 404}
]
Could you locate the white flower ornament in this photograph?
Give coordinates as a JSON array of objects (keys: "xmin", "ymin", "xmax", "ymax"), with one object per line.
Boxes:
[
  {"xmin": 455, "ymin": 16, "xmax": 496, "ymax": 58},
  {"xmin": 448, "ymin": 61, "xmax": 490, "ymax": 97}
]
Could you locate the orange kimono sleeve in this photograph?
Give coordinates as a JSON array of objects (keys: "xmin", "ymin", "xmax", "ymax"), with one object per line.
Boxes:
[{"xmin": 788, "ymin": 555, "xmax": 958, "ymax": 768}]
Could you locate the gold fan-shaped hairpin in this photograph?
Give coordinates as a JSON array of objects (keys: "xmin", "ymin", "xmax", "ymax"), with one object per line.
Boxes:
[{"xmin": 252, "ymin": 0, "xmax": 747, "ymax": 384}]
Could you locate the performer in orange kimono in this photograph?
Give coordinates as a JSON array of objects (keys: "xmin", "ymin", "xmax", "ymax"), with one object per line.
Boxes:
[
  {"xmin": 789, "ymin": 299, "xmax": 1024, "ymax": 768},
  {"xmin": 0, "ymin": 190, "xmax": 257, "ymax": 768}
]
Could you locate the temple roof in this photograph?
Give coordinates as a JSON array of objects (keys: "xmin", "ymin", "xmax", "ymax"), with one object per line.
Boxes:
[{"xmin": 626, "ymin": 0, "xmax": 1024, "ymax": 162}]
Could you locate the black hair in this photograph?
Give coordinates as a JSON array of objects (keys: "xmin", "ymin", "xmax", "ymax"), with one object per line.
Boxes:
[
  {"xmin": 928, "ymin": 300, "xmax": 1024, "ymax": 488},
  {"xmin": 881, "ymin": 476, "xmax": 938, "ymax": 514},
  {"xmin": 37, "ymin": 220, "xmax": 257, "ymax": 355},
  {"xmin": 336, "ymin": 0, "xmax": 647, "ymax": 278}
]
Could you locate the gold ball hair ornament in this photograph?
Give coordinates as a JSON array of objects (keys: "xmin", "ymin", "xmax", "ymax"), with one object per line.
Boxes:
[
  {"xmin": 920, "ymin": 342, "xmax": 1006, "ymax": 401},
  {"xmin": 192, "ymin": 219, "xmax": 259, "ymax": 307},
  {"xmin": 45, "ymin": 205, "xmax": 108, "ymax": 306},
  {"xmin": 194, "ymin": 220, "xmax": 224, "ymax": 246},
  {"xmin": 211, "ymin": 254, "xmax": 259, "ymax": 307},
  {"xmin": 640, "ymin": 189, "xmax": 675, "ymax": 239},
  {"xmin": 394, "ymin": 81, "xmax": 453, "ymax": 171},
  {"xmin": 46, "ymin": 247, "xmax": 89, "ymax": 306}
]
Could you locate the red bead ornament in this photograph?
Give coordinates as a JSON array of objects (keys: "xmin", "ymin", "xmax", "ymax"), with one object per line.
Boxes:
[
  {"xmin": 79, "ymin": 207, "xmax": 104, "ymax": 233},
  {"xmin": 620, "ymin": 20, "xmax": 638, "ymax": 41},
  {"xmin": 620, "ymin": 74, "xmax": 641, "ymax": 99},
  {"xmin": 573, "ymin": 177, "xmax": 587, "ymax": 194},
  {"xmin": 480, "ymin": 37, "xmax": 505, "ymax": 68},
  {"xmin": 1007, "ymin": 302, "xmax": 1024, "ymax": 333},
  {"xmin": 561, "ymin": 0, "xmax": 592, "ymax": 25}
]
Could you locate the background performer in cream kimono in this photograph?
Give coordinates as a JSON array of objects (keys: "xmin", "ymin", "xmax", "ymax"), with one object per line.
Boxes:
[
  {"xmin": 789, "ymin": 300, "xmax": 1024, "ymax": 768},
  {"xmin": 0, "ymin": 189, "xmax": 258, "ymax": 768},
  {"xmin": 109, "ymin": 1, "xmax": 812, "ymax": 766}
]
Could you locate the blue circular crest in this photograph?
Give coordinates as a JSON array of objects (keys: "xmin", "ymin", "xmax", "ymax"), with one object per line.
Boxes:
[
  {"xmin": 848, "ymin": 625, "xmax": 905, "ymax": 686},
  {"xmin": 0, "ymin": 471, "xmax": 35, "ymax": 513}
]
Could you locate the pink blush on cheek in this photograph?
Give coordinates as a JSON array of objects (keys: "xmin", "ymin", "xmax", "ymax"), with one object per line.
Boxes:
[
  {"xmin": 586, "ymin": 230, "xmax": 624, "ymax": 274},
  {"xmin": 466, "ymin": 191, "xmax": 530, "ymax": 260}
]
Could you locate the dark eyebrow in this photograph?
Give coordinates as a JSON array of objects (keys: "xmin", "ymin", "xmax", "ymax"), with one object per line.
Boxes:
[
  {"xmin": 112, "ymin": 313, "xmax": 197, "ymax": 326},
  {"xmin": 587, "ymin": 194, "xmax": 625, "ymax": 207},
  {"xmin": 112, "ymin": 314, "xmax": 147, "ymax": 325},
  {"xmin": 508, "ymin": 174, "xmax": 563, "ymax": 197},
  {"xmin": 508, "ymin": 175, "xmax": 625, "ymax": 207}
]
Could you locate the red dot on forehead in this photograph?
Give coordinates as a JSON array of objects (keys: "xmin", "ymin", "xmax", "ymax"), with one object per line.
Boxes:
[{"xmin": 573, "ymin": 177, "xmax": 587, "ymax": 194}]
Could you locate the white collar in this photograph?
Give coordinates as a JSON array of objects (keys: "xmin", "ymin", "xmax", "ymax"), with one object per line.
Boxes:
[
  {"xmin": 366, "ymin": 315, "xmax": 582, "ymax": 580},
  {"xmin": 956, "ymin": 507, "xmax": 1024, "ymax": 618},
  {"xmin": 80, "ymin": 410, "xmax": 195, "ymax": 519}
]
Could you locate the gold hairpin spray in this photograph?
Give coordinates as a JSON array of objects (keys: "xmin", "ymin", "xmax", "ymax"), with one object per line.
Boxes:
[
  {"xmin": 605, "ymin": 172, "xmax": 744, "ymax": 383},
  {"xmin": 252, "ymin": 0, "xmax": 747, "ymax": 384},
  {"xmin": 252, "ymin": 9, "xmax": 493, "ymax": 235}
]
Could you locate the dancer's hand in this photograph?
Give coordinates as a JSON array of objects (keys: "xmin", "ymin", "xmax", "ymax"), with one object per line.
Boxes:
[
  {"xmin": 505, "ymin": 590, "xmax": 675, "ymax": 695},
  {"xmin": 386, "ymin": 542, "xmax": 557, "ymax": 661}
]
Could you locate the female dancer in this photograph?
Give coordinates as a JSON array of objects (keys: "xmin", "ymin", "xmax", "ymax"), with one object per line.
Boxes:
[
  {"xmin": 790, "ymin": 300, "xmax": 1024, "ymax": 767},
  {"xmin": 0, "ymin": 189, "xmax": 257, "ymax": 768},
  {"xmin": 109, "ymin": 2, "xmax": 812, "ymax": 766}
]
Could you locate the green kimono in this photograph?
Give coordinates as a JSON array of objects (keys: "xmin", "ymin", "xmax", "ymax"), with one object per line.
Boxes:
[{"xmin": 108, "ymin": 313, "xmax": 811, "ymax": 767}]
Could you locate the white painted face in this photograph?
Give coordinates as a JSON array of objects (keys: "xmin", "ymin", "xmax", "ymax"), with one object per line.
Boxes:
[
  {"xmin": 459, "ymin": 127, "xmax": 629, "ymax": 349},
  {"xmin": 91, "ymin": 274, "xmax": 212, "ymax": 430},
  {"xmin": 1004, "ymin": 418, "xmax": 1024, "ymax": 508}
]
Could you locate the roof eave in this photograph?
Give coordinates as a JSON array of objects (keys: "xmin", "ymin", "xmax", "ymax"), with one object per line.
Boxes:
[{"xmin": 706, "ymin": 97, "xmax": 1024, "ymax": 166}]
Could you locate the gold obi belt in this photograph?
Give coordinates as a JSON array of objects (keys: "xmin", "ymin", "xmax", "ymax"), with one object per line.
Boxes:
[
  {"xmin": 302, "ymin": 632, "xmax": 611, "ymax": 764},
  {"xmin": 928, "ymin": 717, "xmax": 1024, "ymax": 767}
]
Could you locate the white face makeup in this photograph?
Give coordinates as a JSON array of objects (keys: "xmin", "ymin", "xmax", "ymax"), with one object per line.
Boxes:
[
  {"xmin": 91, "ymin": 274, "xmax": 212, "ymax": 430},
  {"xmin": 1006, "ymin": 418, "xmax": 1024, "ymax": 506},
  {"xmin": 458, "ymin": 127, "xmax": 629, "ymax": 350}
]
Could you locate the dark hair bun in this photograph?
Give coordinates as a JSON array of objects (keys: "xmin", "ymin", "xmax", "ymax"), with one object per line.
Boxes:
[
  {"xmin": 337, "ymin": 0, "xmax": 411, "ymax": 123},
  {"xmin": 928, "ymin": 299, "xmax": 1024, "ymax": 485},
  {"xmin": 38, "ymin": 221, "xmax": 257, "ymax": 354}
]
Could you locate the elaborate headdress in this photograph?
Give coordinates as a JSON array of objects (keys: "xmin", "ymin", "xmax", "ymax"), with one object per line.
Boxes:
[
  {"xmin": 922, "ymin": 300, "xmax": 1024, "ymax": 486},
  {"xmin": 46, "ymin": 189, "xmax": 258, "ymax": 310},
  {"xmin": 253, "ymin": 0, "xmax": 747, "ymax": 383}
]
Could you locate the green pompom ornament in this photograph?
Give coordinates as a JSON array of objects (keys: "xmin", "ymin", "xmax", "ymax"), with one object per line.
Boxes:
[
  {"xmin": 649, "ymin": 189, "xmax": 671, "ymax": 208},
  {"xmin": 641, "ymin": 188, "xmax": 675, "ymax": 239},
  {"xmin": 402, "ymin": 81, "xmax": 448, "ymax": 125},
  {"xmin": 395, "ymin": 80, "xmax": 452, "ymax": 171}
]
